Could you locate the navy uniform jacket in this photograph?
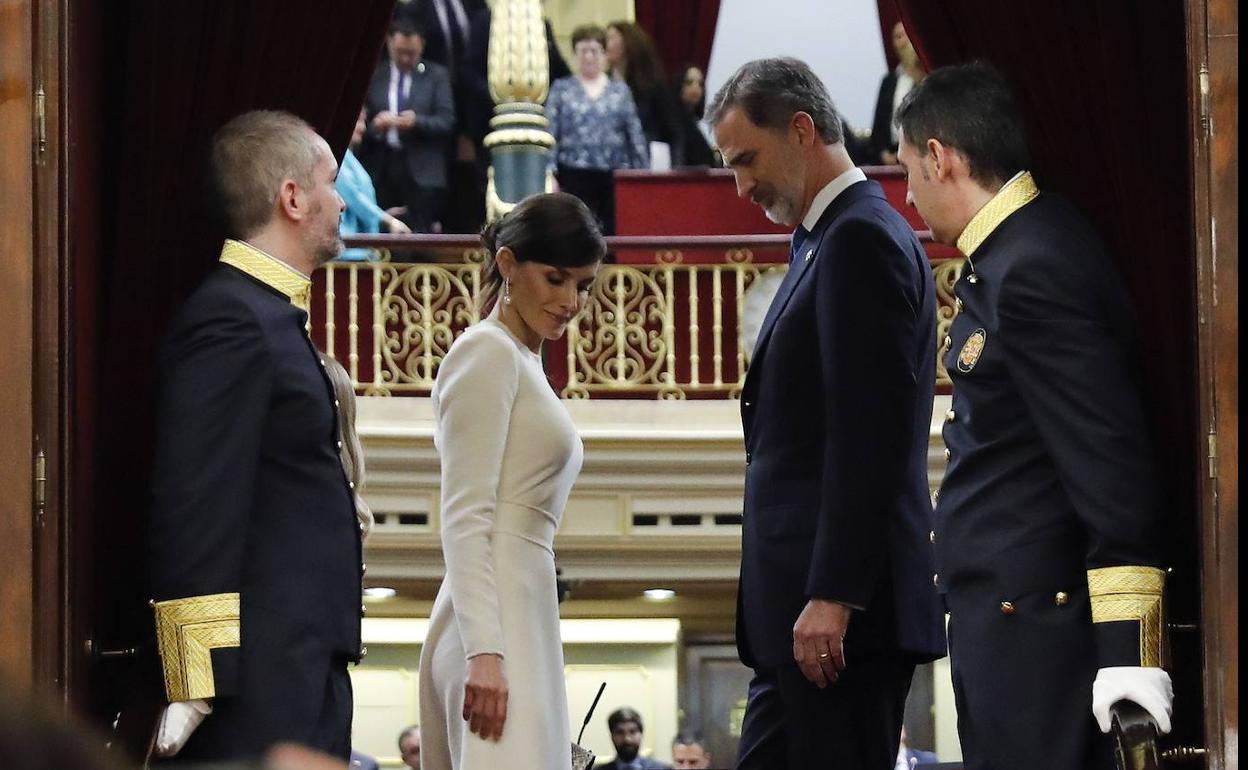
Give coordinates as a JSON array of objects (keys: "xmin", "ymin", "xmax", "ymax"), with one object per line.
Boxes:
[
  {"xmin": 736, "ymin": 179, "xmax": 946, "ymax": 669},
  {"xmin": 934, "ymin": 173, "xmax": 1165, "ymax": 769},
  {"xmin": 148, "ymin": 240, "xmax": 363, "ymax": 759}
]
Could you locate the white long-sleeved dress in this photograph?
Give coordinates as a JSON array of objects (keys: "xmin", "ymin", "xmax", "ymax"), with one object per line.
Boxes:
[{"xmin": 419, "ymin": 317, "xmax": 583, "ymax": 770}]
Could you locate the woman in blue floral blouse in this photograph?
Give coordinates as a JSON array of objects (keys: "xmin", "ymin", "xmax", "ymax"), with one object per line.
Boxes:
[{"xmin": 546, "ymin": 24, "xmax": 648, "ymax": 235}]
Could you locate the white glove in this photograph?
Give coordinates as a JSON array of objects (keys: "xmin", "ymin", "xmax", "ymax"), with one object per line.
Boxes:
[
  {"xmin": 154, "ymin": 698, "xmax": 213, "ymax": 757},
  {"xmin": 1092, "ymin": 666, "xmax": 1173, "ymax": 735}
]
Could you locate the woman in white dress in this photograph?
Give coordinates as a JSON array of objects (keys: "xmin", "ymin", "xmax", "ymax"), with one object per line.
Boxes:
[{"xmin": 419, "ymin": 193, "xmax": 606, "ymax": 769}]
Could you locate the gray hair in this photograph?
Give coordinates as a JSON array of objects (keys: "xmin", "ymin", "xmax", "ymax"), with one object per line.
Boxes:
[
  {"xmin": 706, "ymin": 57, "xmax": 843, "ymax": 144},
  {"xmin": 211, "ymin": 110, "xmax": 320, "ymax": 239}
]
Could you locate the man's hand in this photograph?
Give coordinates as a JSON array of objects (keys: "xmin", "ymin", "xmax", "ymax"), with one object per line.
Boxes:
[
  {"xmin": 154, "ymin": 699, "xmax": 212, "ymax": 757},
  {"xmin": 371, "ymin": 111, "xmax": 398, "ymax": 131},
  {"xmin": 792, "ymin": 598, "xmax": 852, "ymax": 688},
  {"xmin": 463, "ymin": 653, "xmax": 508, "ymax": 741},
  {"xmin": 396, "ymin": 110, "xmax": 418, "ymax": 130},
  {"xmin": 1092, "ymin": 666, "xmax": 1174, "ymax": 734},
  {"xmin": 386, "ymin": 215, "xmax": 412, "ymax": 234}
]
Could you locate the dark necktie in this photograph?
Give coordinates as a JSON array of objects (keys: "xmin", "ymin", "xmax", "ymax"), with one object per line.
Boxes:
[{"xmin": 790, "ymin": 225, "xmax": 810, "ymax": 263}]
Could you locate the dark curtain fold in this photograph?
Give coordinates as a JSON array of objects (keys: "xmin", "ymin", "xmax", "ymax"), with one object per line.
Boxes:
[
  {"xmin": 634, "ymin": 0, "xmax": 722, "ymax": 76},
  {"xmin": 85, "ymin": 0, "xmax": 395, "ymax": 714},
  {"xmin": 875, "ymin": 0, "xmax": 904, "ymax": 70},
  {"xmin": 896, "ymin": 0, "xmax": 1203, "ymax": 742}
]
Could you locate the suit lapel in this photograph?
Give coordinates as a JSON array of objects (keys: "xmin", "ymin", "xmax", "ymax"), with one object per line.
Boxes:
[{"xmin": 748, "ymin": 180, "xmax": 882, "ymax": 369}]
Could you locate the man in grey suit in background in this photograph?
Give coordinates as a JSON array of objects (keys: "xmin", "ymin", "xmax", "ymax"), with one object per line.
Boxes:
[{"xmin": 361, "ymin": 18, "xmax": 455, "ymax": 232}]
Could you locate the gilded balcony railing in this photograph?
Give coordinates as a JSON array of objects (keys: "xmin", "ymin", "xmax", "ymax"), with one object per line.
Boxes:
[{"xmin": 312, "ymin": 234, "xmax": 965, "ymax": 398}]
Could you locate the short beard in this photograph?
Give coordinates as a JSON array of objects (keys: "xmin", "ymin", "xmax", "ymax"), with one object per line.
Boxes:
[{"xmin": 314, "ymin": 233, "xmax": 344, "ymax": 266}]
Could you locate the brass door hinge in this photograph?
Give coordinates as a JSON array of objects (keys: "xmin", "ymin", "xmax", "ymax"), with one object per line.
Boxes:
[
  {"xmin": 34, "ymin": 84, "xmax": 47, "ymax": 163},
  {"xmin": 1198, "ymin": 64, "xmax": 1212, "ymax": 137},
  {"xmin": 34, "ymin": 447, "xmax": 47, "ymax": 526},
  {"xmin": 1207, "ymin": 430, "xmax": 1217, "ymax": 479}
]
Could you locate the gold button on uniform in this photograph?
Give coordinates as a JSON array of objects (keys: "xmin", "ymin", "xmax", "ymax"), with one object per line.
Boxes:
[
  {"xmin": 944, "ymin": 448, "xmax": 951, "ymax": 463},
  {"xmin": 929, "ymin": 530, "xmax": 936, "ymax": 544},
  {"xmin": 1055, "ymin": 592, "xmax": 1069, "ymax": 606},
  {"xmin": 956, "ymin": 298, "xmax": 964, "ymax": 312},
  {"xmin": 1000, "ymin": 601, "xmax": 1015, "ymax": 616},
  {"xmin": 348, "ymin": 481, "xmax": 356, "ymax": 490},
  {"xmin": 945, "ymin": 409, "xmax": 956, "ymax": 423},
  {"xmin": 967, "ymin": 273, "xmax": 979, "ymax": 284},
  {"xmin": 337, "ymin": 440, "xmax": 343, "ymax": 450},
  {"xmin": 932, "ymin": 574, "xmax": 939, "ymax": 587},
  {"xmin": 943, "ymin": 335, "xmax": 952, "ymax": 349},
  {"xmin": 360, "ymin": 604, "xmax": 368, "ymax": 616}
]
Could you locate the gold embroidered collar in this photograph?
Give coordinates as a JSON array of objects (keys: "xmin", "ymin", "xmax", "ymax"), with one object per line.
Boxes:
[
  {"xmin": 956, "ymin": 171, "xmax": 1040, "ymax": 258},
  {"xmin": 219, "ymin": 239, "xmax": 312, "ymax": 313}
]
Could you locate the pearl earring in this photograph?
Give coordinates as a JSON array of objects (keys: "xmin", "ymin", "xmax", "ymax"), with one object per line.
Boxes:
[{"xmin": 504, "ymin": 278, "xmax": 512, "ymax": 306}]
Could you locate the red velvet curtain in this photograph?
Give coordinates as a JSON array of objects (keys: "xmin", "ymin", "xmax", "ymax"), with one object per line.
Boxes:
[
  {"xmin": 875, "ymin": 0, "xmax": 903, "ymax": 70},
  {"xmin": 634, "ymin": 0, "xmax": 722, "ymax": 76},
  {"xmin": 895, "ymin": 0, "xmax": 1203, "ymax": 742},
  {"xmin": 79, "ymin": 0, "xmax": 394, "ymax": 730}
]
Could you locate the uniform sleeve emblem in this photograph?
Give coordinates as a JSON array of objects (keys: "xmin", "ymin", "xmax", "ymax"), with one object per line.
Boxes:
[{"xmin": 957, "ymin": 329, "xmax": 987, "ymax": 373}]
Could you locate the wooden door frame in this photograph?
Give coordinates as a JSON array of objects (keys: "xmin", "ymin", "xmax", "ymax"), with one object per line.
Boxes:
[
  {"xmin": 0, "ymin": 0, "xmax": 67, "ymax": 700},
  {"xmin": 1188, "ymin": 0, "xmax": 1238, "ymax": 766}
]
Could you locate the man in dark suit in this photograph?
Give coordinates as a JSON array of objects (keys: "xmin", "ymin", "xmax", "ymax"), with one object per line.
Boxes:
[
  {"xmin": 895, "ymin": 62, "xmax": 1173, "ymax": 770},
  {"xmin": 707, "ymin": 58, "xmax": 946, "ymax": 769},
  {"xmin": 597, "ymin": 708, "xmax": 671, "ymax": 770},
  {"xmin": 360, "ymin": 19, "xmax": 455, "ymax": 232},
  {"xmin": 148, "ymin": 110, "xmax": 363, "ymax": 762}
]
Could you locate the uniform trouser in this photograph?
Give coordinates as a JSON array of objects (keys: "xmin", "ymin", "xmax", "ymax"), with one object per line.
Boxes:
[
  {"xmin": 158, "ymin": 656, "xmax": 353, "ymax": 765},
  {"xmin": 947, "ymin": 595, "xmax": 1114, "ymax": 770},
  {"xmin": 736, "ymin": 654, "xmax": 914, "ymax": 770}
]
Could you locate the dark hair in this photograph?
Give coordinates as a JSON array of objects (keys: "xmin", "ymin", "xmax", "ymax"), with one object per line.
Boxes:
[
  {"xmin": 479, "ymin": 192, "xmax": 606, "ymax": 310},
  {"xmin": 211, "ymin": 110, "xmax": 319, "ymax": 239},
  {"xmin": 607, "ymin": 706, "xmax": 644, "ymax": 733},
  {"xmin": 893, "ymin": 61, "xmax": 1029, "ymax": 188},
  {"xmin": 608, "ymin": 21, "xmax": 665, "ymax": 99},
  {"xmin": 706, "ymin": 57, "xmax": 843, "ymax": 145},
  {"xmin": 672, "ymin": 730, "xmax": 707, "ymax": 749},
  {"xmin": 571, "ymin": 24, "xmax": 606, "ymax": 50},
  {"xmin": 674, "ymin": 63, "xmax": 706, "ymax": 119},
  {"xmin": 389, "ymin": 18, "xmax": 424, "ymax": 39}
]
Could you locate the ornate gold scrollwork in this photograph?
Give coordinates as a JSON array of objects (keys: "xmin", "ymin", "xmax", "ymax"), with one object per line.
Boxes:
[
  {"xmin": 374, "ymin": 264, "xmax": 481, "ymax": 394},
  {"xmin": 932, "ymin": 258, "xmax": 967, "ymax": 386}
]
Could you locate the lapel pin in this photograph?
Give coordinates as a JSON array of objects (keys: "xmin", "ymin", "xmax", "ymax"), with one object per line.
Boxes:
[{"xmin": 804, "ymin": 249, "xmax": 813, "ymax": 262}]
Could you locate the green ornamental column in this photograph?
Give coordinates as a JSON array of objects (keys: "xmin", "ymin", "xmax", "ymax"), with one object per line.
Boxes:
[{"xmin": 484, "ymin": 0, "xmax": 555, "ymax": 222}]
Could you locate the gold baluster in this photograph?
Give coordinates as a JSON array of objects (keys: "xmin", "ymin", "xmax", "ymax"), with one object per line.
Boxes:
[
  {"xmin": 688, "ymin": 266, "xmax": 700, "ymax": 388},
  {"xmin": 712, "ymin": 266, "xmax": 724, "ymax": 387}
]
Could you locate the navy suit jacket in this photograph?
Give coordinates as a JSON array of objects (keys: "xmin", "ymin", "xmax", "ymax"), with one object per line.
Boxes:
[{"xmin": 736, "ymin": 179, "xmax": 946, "ymax": 669}]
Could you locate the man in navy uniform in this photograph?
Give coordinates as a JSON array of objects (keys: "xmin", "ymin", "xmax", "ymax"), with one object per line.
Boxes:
[
  {"xmin": 147, "ymin": 110, "xmax": 363, "ymax": 762},
  {"xmin": 708, "ymin": 58, "xmax": 946, "ymax": 769},
  {"xmin": 895, "ymin": 62, "xmax": 1174, "ymax": 769}
]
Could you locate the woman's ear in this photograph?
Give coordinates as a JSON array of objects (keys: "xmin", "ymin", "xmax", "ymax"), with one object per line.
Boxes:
[{"xmin": 495, "ymin": 246, "xmax": 517, "ymax": 280}]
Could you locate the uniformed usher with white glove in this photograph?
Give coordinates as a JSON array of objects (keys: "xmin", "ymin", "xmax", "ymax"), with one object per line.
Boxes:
[
  {"xmin": 154, "ymin": 698, "xmax": 213, "ymax": 757},
  {"xmin": 1091, "ymin": 666, "xmax": 1173, "ymax": 734}
]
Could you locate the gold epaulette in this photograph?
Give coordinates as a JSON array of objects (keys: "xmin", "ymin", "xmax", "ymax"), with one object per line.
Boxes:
[
  {"xmin": 1087, "ymin": 566, "xmax": 1165, "ymax": 667},
  {"xmin": 152, "ymin": 592, "xmax": 241, "ymax": 701}
]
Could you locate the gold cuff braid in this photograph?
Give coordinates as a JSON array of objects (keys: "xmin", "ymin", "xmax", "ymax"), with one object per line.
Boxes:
[
  {"xmin": 152, "ymin": 593, "xmax": 241, "ymax": 701},
  {"xmin": 1087, "ymin": 566, "xmax": 1165, "ymax": 667}
]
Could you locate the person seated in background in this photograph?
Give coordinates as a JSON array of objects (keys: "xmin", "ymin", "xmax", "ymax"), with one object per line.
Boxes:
[
  {"xmin": 606, "ymin": 21, "xmax": 685, "ymax": 168},
  {"xmin": 673, "ymin": 64, "xmax": 717, "ymax": 168},
  {"xmin": 598, "ymin": 707, "xmax": 671, "ymax": 770},
  {"xmin": 397, "ymin": 724, "xmax": 421, "ymax": 769},
  {"xmin": 894, "ymin": 726, "xmax": 938, "ymax": 769},
  {"xmin": 546, "ymin": 24, "xmax": 648, "ymax": 235},
  {"xmin": 671, "ymin": 731, "xmax": 713, "ymax": 769},
  {"xmin": 339, "ymin": 108, "xmax": 411, "ymax": 261},
  {"xmin": 360, "ymin": 19, "xmax": 456, "ymax": 233},
  {"xmin": 868, "ymin": 21, "xmax": 925, "ymax": 165}
]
